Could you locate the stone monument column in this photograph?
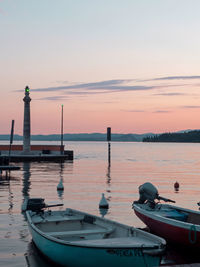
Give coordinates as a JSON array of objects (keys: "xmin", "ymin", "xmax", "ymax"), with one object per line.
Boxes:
[{"xmin": 23, "ymin": 86, "xmax": 31, "ymax": 153}]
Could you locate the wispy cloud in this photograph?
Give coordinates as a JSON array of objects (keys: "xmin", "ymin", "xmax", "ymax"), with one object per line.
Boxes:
[
  {"xmin": 121, "ymin": 109, "xmax": 145, "ymax": 113},
  {"xmin": 153, "ymin": 110, "xmax": 171, "ymax": 113},
  {"xmin": 122, "ymin": 109, "xmax": 171, "ymax": 113},
  {"xmin": 181, "ymin": 105, "xmax": 200, "ymax": 109},
  {"xmin": 154, "ymin": 92, "xmax": 186, "ymax": 96},
  {"xmin": 32, "ymin": 80, "xmax": 133, "ymax": 92},
  {"xmin": 152, "ymin": 75, "xmax": 200, "ymax": 81},
  {"xmin": 63, "ymin": 90, "xmax": 114, "ymax": 96},
  {"xmin": 36, "ymin": 96, "xmax": 68, "ymax": 101},
  {"xmin": 123, "ymin": 106, "xmax": 200, "ymax": 113},
  {"xmin": 14, "ymin": 76, "xmax": 200, "ymax": 100},
  {"xmin": 31, "ymin": 78, "xmax": 194, "ymax": 94}
]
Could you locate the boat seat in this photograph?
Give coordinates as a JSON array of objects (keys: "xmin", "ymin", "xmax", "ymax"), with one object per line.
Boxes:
[
  {"xmin": 47, "ymin": 226, "xmax": 115, "ymax": 237},
  {"xmin": 35, "ymin": 215, "xmax": 84, "ymax": 224}
]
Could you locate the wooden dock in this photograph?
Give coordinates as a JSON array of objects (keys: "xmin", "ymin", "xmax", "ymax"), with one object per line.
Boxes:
[
  {"xmin": 0, "ymin": 165, "xmax": 21, "ymax": 178},
  {"xmin": 0, "ymin": 166, "xmax": 20, "ymax": 171},
  {"xmin": 2, "ymin": 154, "xmax": 73, "ymax": 162},
  {"xmin": 0, "ymin": 150, "xmax": 73, "ymax": 162}
]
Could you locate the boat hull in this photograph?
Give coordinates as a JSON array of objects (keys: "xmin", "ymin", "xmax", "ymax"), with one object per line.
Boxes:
[
  {"xmin": 26, "ymin": 206, "xmax": 164, "ymax": 267},
  {"xmin": 28, "ymin": 224, "xmax": 162, "ymax": 267},
  {"xmin": 134, "ymin": 205, "xmax": 200, "ymax": 248}
]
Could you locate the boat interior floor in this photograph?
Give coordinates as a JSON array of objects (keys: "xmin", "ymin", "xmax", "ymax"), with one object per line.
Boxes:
[
  {"xmin": 47, "ymin": 226, "xmax": 115, "ymax": 238},
  {"xmin": 141, "ymin": 204, "xmax": 200, "ymax": 224},
  {"xmin": 59, "ymin": 236, "xmax": 158, "ymax": 248}
]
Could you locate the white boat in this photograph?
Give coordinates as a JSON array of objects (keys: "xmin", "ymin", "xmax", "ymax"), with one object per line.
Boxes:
[{"xmin": 25, "ymin": 199, "xmax": 166, "ymax": 267}]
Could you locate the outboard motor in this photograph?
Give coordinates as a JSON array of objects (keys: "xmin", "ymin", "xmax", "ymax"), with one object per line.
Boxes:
[
  {"xmin": 134, "ymin": 182, "xmax": 175, "ymax": 208},
  {"xmin": 22, "ymin": 198, "xmax": 64, "ymax": 212},
  {"xmin": 24, "ymin": 198, "xmax": 46, "ymax": 212},
  {"xmin": 134, "ymin": 183, "xmax": 158, "ymax": 207}
]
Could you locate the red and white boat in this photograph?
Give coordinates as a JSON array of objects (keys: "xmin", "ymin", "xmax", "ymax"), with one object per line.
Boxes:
[
  {"xmin": 133, "ymin": 202, "xmax": 200, "ymax": 247},
  {"xmin": 132, "ymin": 182, "xmax": 200, "ymax": 247}
]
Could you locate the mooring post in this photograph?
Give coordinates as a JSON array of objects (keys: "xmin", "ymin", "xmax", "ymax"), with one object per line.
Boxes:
[
  {"xmin": 60, "ymin": 105, "xmax": 64, "ymax": 155},
  {"xmin": 8, "ymin": 120, "xmax": 15, "ymax": 165},
  {"xmin": 107, "ymin": 127, "xmax": 111, "ymax": 166}
]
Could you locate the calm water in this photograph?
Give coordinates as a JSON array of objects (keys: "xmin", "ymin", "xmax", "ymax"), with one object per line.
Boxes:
[{"xmin": 1, "ymin": 141, "xmax": 200, "ymax": 266}]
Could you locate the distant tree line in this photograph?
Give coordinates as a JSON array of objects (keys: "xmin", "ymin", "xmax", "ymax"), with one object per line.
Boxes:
[
  {"xmin": 143, "ymin": 130, "xmax": 200, "ymax": 143},
  {"xmin": 0, "ymin": 133, "xmax": 154, "ymax": 142}
]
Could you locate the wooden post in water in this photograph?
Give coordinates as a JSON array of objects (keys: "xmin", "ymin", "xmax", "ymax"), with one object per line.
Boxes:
[
  {"xmin": 60, "ymin": 105, "xmax": 64, "ymax": 155},
  {"xmin": 8, "ymin": 120, "xmax": 15, "ymax": 166},
  {"xmin": 107, "ymin": 127, "xmax": 111, "ymax": 166}
]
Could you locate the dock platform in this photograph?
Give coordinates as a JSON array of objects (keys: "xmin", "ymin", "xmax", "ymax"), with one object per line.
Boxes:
[
  {"xmin": 0, "ymin": 165, "xmax": 20, "ymax": 171},
  {"xmin": 0, "ymin": 165, "xmax": 21, "ymax": 178},
  {"xmin": 0, "ymin": 152, "xmax": 73, "ymax": 162}
]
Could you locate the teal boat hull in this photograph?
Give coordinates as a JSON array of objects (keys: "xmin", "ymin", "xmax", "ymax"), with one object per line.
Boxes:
[{"xmin": 29, "ymin": 225, "xmax": 162, "ymax": 267}]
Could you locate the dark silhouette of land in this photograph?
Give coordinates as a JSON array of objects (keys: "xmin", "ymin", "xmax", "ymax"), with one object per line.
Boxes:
[
  {"xmin": 0, "ymin": 133, "xmax": 155, "ymax": 142},
  {"xmin": 1, "ymin": 130, "xmax": 200, "ymax": 142},
  {"xmin": 143, "ymin": 130, "xmax": 200, "ymax": 143}
]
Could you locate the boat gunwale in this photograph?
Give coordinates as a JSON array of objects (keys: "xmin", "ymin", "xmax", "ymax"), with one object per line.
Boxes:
[
  {"xmin": 133, "ymin": 203, "xmax": 200, "ymax": 231},
  {"xmin": 26, "ymin": 209, "xmax": 165, "ymax": 250}
]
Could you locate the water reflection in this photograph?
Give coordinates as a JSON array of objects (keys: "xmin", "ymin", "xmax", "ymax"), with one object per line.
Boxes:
[
  {"xmin": 99, "ymin": 207, "xmax": 108, "ymax": 217},
  {"xmin": 25, "ymin": 242, "xmax": 53, "ymax": 267},
  {"xmin": 8, "ymin": 180, "xmax": 13, "ymax": 212},
  {"xmin": 22, "ymin": 162, "xmax": 31, "ymax": 200},
  {"xmin": 101, "ymin": 150, "xmax": 111, "ymax": 220},
  {"xmin": 106, "ymin": 161, "xmax": 112, "ymax": 204},
  {"xmin": 21, "ymin": 162, "xmax": 31, "ymax": 216},
  {"xmin": 99, "ymin": 158, "xmax": 112, "ymax": 218},
  {"xmin": 57, "ymin": 187, "xmax": 64, "ymax": 199},
  {"xmin": 108, "ymin": 142, "xmax": 111, "ymax": 167},
  {"xmin": 57, "ymin": 162, "xmax": 64, "ymax": 200},
  {"xmin": 0, "ymin": 173, "xmax": 14, "ymax": 215},
  {"xmin": 106, "ymin": 163, "xmax": 111, "ymax": 186}
]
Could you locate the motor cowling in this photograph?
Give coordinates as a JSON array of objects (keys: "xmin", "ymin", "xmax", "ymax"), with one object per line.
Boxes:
[
  {"xmin": 135, "ymin": 182, "xmax": 159, "ymax": 204},
  {"xmin": 24, "ymin": 198, "xmax": 46, "ymax": 212}
]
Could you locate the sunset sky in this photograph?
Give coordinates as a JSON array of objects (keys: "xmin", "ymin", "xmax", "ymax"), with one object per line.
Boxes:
[{"xmin": 1, "ymin": 0, "xmax": 200, "ymax": 134}]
